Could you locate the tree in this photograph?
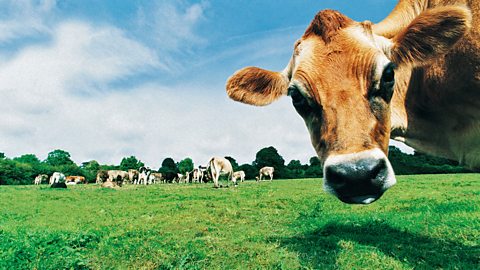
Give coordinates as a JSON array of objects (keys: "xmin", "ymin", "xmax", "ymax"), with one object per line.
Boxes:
[
  {"xmin": 44, "ymin": 149, "xmax": 74, "ymax": 166},
  {"xmin": 225, "ymin": 156, "xmax": 239, "ymax": 171},
  {"xmin": 159, "ymin": 158, "xmax": 179, "ymax": 181},
  {"xmin": 304, "ymin": 156, "xmax": 323, "ymax": 178},
  {"xmin": 119, "ymin": 156, "xmax": 144, "ymax": 171},
  {"xmin": 178, "ymin": 158, "xmax": 194, "ymax": 174},
  {"xmin": 287, "ymin": 159, "xmax": 306, "ymax": 179},
  {"xmin": 13, "ymin": 154, "xmax": 40, "ymax": 164},
  {"xmin": 81, "ymin": 160, "xmax": 101, "ymax": 183},
  {"xmin": 254, "ymin": 146, "xmax": 287, "ymax": 179},
  {"xmin": 0, "ymin": 152, "xmax": 5, "ymax": 159}
]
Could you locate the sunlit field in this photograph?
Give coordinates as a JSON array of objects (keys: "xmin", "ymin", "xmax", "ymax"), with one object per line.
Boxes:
[{"xmin": 0, "ymin": 174, "xmax": 479, "ymax": 269}]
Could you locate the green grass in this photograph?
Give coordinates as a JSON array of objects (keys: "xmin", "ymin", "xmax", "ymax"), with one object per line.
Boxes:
[{"xmin": 0, "ymin": 174, "xmax": 479, "ymax": 269}]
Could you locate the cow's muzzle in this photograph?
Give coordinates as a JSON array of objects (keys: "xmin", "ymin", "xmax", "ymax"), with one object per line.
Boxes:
[{"xmin": 323, "ymin": 148, "xmax": 396, "ymax": 204}]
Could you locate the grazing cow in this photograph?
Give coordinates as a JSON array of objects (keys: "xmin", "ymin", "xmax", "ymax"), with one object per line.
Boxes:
[
  {"xmin": 107, "ymin": 170, "xmax": 129, "ymax": 186},
  {"xmin": 226, "ymin": 0, "xmax": 478, "ymax": 204},
  {"xmin": 34, "ymin": 174, "xmax": 48, "ymax": 185},
  {"xmin": 65, "ymin": 176, "xmax": 86, "ymax": 184},
  {"xmin": 101, "ymin": 181, "xmax": 119, "ymax": 189},
  {"xmin": 96, "ymin": 170, "xmax": 109, "ymax": 184},
  {"xmin": 49, "ymin": 172, "xmax": 65, "ymax": 185},
  {"xmin": 198, "ymin": 166, "xmax": 209, "ymax": 183},
  {"xmin": 128, "ymin": 169, "xmax": 139, "ymax": 184},
  {"xmin": 161, "ymin": 172, "xmax": 177, "ymax": 183},
  {"xmin": 258, "ymin": 167, "xmax": 274, "ymax": 181},
  {"xmin": 232, "ymin": 171, "xmax": 246, "ymax": 182},
  {"xmin": 150, "ymin": 172, "xmax": 163, "ymax": 184},
  {"xmin": 191, "ymin": 169, "xmax": 202, "ymax": 183},
  {"xmin": 51, "ymin": 182, "xmax": 67, "ymax": 189},
  {"xmin": 137, "ymin": 166, "xmax": 151, "ymax": 185},
  {"xmin": 208, "ymin": 157, "xmax": 235, "ymax": 188}
]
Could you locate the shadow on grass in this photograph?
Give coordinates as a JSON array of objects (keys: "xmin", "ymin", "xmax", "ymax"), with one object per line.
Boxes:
[{"xmin": 274, "ymin": 222, "xmax": 479, "ymax": 268}]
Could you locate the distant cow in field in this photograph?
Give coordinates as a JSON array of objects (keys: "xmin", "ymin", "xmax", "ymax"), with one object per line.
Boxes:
[
  {"xmin": 258, "ymin": 167, "xmax": 274, "ymax": 181},
  {"xmin": 137, "ymin": 166, "xmax": 151, "ymax": 185},
  {"xmin": 176, "ymin": 173, "xmax": 187, "ymax": 183},
  {"xmin": 49, "ymin": 172, "xmax": 65, "ymax": 185},
  {"xmin": 208, "ymin": 157, "xmax": 235, "ymax": 188},
  {"xmin": 150, "ymin": 172, "xmax": 163, "ymax": 184},
  {"xmin": 162, "ymin": 172, "xmax": 177, "ymax": 183},
  {"xmin": 34, "ymin": 174, "xmax": 48, "ymax": 185},
  {"xmin": 65, "ymin": 176, "xmax": 86, "ymax": 184},
  {"xmin": 191, "ymin": 169, "xmax": 201, "ymax": 183},
  {"xmin": 101, "ymin": 181, "xmax": 119, "ymax": 189},
  {"xmin": 128, "ymin": 169, "xmax": 139, "ymax": 184},
  {"xmin": 107, "ymin": 170, "xmax": 129, "ymax": 186},
  {"xmin": 96, "ymin": 170, "xmax": 109, "ymax": 184},
  {"xmin": 232, "ymin": 171, "xmax": 246, "ymax": 182},
  {"xmin": 226, "ymin": 0, "xmax": 478, "ymax": 204},
  {"xmin": 198, "ymin": 166, "xmax": 209, "ymax": 183}
]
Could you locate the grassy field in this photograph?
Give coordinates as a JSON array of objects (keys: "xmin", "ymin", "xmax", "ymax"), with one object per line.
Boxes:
[{"xmin": 0, "ymin": 174, "xmax": 479, "ymax": 269}]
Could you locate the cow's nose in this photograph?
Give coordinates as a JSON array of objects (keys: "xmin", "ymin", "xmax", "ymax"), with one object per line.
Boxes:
[{"xmin": 323, "ymin": 149, "xmax": 396, "ymax": 204}]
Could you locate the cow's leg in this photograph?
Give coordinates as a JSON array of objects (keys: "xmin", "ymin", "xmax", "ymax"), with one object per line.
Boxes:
[{"xmin": 213, "ymin": 170, "xmax": 219, "ymax": 188}]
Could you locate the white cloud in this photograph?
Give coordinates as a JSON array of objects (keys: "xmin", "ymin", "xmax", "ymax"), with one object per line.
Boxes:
[
  {"xmin": 136, "ymin": 1, "xmax": 208, "ymax": 51},
  {"xmin": 0, "ymin": 0, "xmax": 56, "ymax": 42}
]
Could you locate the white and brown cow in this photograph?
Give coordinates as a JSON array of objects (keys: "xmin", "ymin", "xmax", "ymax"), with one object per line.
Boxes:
[
  {"xmin": 258, "ymin": 167, "xmax": 274, "ymax": 181},
  {"xmin": 34, "ymin": 174, "xmax": 48, "ymax": 185},
  {"xmin": 150, "ymin": 172, "xmax": 163, "ymax": 184},
  {"xmin": 190, "ymin": 168, "xmax": 201, "ymax": 183},
  {"xmin": 65, "ymin": 176, "xmax": 86, "ymax": 185},
  {"xmin": 101, "ymin": 180, "xmax": 119, "ymax": 189},
  {"xmin": 232, "ymin": 170, "xmax": 246, "ymax": 182},
  {"xmin": 227, "ymin": 0, "xmax": 478, "ymax": 204},
  {"xmin": 208, "ymin": 157, "xmax": 235, "ymax": 188},
  {"xmin": 128, "ymin": 169, "xmax": 139, "ymax": 184},
  {"xmin": 107, "ymin": 170, "xmax": 129, "ymax": 186},
  {"xmin": 96, "ymin": 170, "xmax": 109, "ymax": 184}
]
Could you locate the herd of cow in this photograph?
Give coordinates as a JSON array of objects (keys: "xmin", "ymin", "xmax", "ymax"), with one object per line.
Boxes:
[{"xmin": 33, "ymin": 157, "xmax": 275, "ymax": 189}]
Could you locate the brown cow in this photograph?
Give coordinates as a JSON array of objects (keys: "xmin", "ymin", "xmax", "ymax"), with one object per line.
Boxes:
[
  {"xmin": 226, "ymin": 0, "xmax": 477, "ymax": 204},
  {"xmin": 65, "ymin": 176, "xmax": 86, "ymax": 184},
  {"xmin": 101, "ymin": 180, "xmax": 119, "ymax": 189}
]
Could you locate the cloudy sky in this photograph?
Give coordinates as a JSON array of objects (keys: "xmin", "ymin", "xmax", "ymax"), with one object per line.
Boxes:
[{"xmin": 0, "ymin": 0, "xmax": 412, "ymax": 167}]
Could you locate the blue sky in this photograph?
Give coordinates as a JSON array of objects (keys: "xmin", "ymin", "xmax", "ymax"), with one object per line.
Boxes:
[{"xmin": 0, "ymin": 0, "xmax": 411, "ymax": 167}]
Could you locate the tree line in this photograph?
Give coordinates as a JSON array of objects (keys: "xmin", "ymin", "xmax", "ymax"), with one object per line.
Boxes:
[{"xmin": 0, "ymin": 146, "xmax": 471, "ymax": 185}]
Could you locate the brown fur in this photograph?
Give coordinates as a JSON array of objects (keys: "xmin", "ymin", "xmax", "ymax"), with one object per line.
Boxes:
[
  {"xmin": 226, "ymin": 0, "xmax": 480, "ymax": 169},
  {"xmin": 303, "ymin": 9, "xmax": 354, "ymax": 42},
  {"xmin": 391, "ymin": 6, "xmax": 471, "ymax": 65},
  {"xmin": 226, "ymin": 67, "xmax": 289, "ymax": 106},
  {"xmin": 101, "ymin": 181, "xmax": 119, "ymax": 189}
]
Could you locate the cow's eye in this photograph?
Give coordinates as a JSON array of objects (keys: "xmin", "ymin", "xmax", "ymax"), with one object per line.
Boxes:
[
  {"xmin": 288, "ymin": 85, "xmax": 307, "ymax": 107},
  {"xmin": 381, "ymin": 63, "xmax": 395, "ymax": 84},
  {"xmin": 379, "ymin": 63, "xmax": 396, "ymax": 102}
]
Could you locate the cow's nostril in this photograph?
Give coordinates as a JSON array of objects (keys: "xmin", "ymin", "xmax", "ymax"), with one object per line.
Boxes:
[
  {"xmin": 325, "ymin": 165, "xmax": 348, "ymax": 187},
  {"xmin": 323, "ymin": 149, "xmax": 397, "ymax": 204},
  {"xmin": 324, "ymin": 157, "xmax": 388, "ymax": 198}
]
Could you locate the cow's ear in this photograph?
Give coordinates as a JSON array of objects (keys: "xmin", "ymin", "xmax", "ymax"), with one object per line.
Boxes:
[
  {"xmin": 226, "ymin": 66, "xmax": 289, "ymax": 106},
  {"xmin": 390, "ymin": 6, "xmax": 471, "ymax": 66}
]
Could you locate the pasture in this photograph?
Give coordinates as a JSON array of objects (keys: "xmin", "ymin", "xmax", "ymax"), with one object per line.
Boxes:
[{"xmin": 0, "ymin": 174, "xmax": 479, "ymax": 269}]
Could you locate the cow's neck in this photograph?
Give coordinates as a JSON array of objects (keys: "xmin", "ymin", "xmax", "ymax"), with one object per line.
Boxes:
[{"xmin": 392, "ymin": 60, "xmax": 480, "ymax": 169}]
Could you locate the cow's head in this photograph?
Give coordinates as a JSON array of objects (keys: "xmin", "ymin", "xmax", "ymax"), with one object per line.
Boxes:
[{"xmin": 226, "ymin": 6, "xmax": 471, "ymax": 204}]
